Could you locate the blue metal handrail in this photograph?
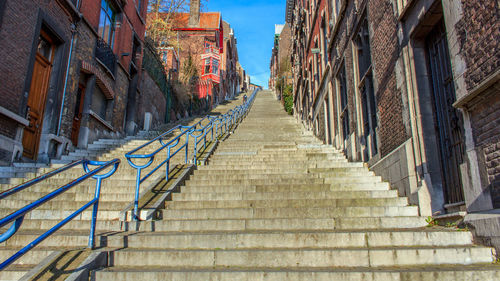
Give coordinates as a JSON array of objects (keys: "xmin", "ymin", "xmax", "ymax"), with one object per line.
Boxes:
[
  {"xmin": 125, "ymin": 90, "xmax": 258, "ymax": 220},
  {"xmin": 0, "ymin": 158, "xmax": 120, "ymax": 271}
]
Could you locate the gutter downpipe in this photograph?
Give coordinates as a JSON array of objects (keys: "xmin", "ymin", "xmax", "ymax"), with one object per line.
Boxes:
[{"xmin": 56, "ymin": 0, "xmax": 81, "ymax": 136}]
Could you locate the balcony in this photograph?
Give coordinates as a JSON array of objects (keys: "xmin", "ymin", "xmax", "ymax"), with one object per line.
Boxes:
[
  {"xmin": 204, "ymin": 46, "xmax": 219, "ymax": 55},
  {"xmin": 95, "ymin": 37, "xmax": 117, "ymax": 75}
]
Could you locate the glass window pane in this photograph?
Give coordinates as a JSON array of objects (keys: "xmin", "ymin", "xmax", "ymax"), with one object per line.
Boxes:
[
  {"xmin": 98, "ymin": 14, "xmax": 106, "ymax": 38},
  {"xmin": 37, "ymin": 36, "xmax": 52, "ymax": 60},
  {"xmin": 103, "ymin": 20, "xmax": 111, "ymax": 44},
  {"xmin": 92, "ymin": 86, "xmax": 107, "ymax": 119}
]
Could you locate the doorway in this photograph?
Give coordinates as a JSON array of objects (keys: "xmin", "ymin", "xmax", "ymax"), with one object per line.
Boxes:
[
  {"xmin": 426, "ymin": 19, "xmax": 465, "ymax": 205},
  {"xmin": 71, "ymin": 82, "xmax": 86, "ymax": 146},
  {"xmin": 22, "ymin": 30, "xmax": 55, "ymax": 159}
]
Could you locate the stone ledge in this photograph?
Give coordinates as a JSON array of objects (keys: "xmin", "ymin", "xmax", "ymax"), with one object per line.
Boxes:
[
  {"xmin": 0, "ymin": 105, "xmax": 29, "ymax": 127},
  {"xmin": 454, "ymin": 69, "xmax": 500, "ymax": 109}
]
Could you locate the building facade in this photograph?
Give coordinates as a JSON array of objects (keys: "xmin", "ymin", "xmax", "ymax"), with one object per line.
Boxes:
[
  {"xmin": 286, "ymin": 0, "xmax": 500, "ymax": 249},
  {"xmin": 172, "ymin": 0, "xmax": 223, "ymax": 109},
  {"xmin": 270, "ymin": 23, "xmax": 293, "ymax": 99},
  {"xmin": 220, "ymin": 21, "xmax": 240, "ymax": 101},
  {"xmin": 0, "ymin": 0, "xmax": 169, "ymax": 165}
]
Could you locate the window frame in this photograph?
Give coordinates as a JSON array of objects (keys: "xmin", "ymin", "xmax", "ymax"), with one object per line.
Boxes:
[{"xmin": 99, "ymin": 0, "xmax": 116, "ymax": 48}]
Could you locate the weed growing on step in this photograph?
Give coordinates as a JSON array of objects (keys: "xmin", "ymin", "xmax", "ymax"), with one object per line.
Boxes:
[{"xmin": 425, "ymin": 216, "xmax": 438, "ymax": 227}]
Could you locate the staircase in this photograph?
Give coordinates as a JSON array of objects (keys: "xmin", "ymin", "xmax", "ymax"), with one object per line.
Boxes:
[
  {"xmin": 0, "ymin": 97, "xmax": 246, "ymax": 280},
  {"xmin": 93, "ymin": 91, "xmax": 500, "ymax": 280}
]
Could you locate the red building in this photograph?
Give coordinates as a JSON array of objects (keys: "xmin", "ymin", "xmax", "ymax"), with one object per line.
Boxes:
[{"xmin": 172, "ymin": 0, "xmax": 223, "ymax": 107}]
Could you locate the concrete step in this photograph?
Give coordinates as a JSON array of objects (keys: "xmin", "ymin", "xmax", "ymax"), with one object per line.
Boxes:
[
  {"xmin": 164, "ymin": 198, "xmax": 409, "ymax": 209},
  {"xmin": 0, "ymin": 199, "xmax": 127, "ymax": 211},
  {"xmin": 107, "ymin": 246, "xmax": 494, "ymax": 268},
  {"xmin": 160, "ymin": 206, "xmax": 419, "ymax": 220},
  {"xmin": 102, "ymin": 229, "xmax": 476, "ymax": 250},
  {"xmin": 171, "ymin": 190, "xmax": 400, "ymax": 201},
  {"xmin": 0, "ymin": 208, "xmax": 122, "ymax": 221},
  {"xmin": 180, "ymin": 183, "xmax": 391, "ymax": 193},
  {"xmin": 92, "ymin": 266, "xmax": 500, "ymax": 281},
  {"xmin": 203, "ymin": 162, "xmax": 365, "ymax": 169},
  {"xmin": 0, "ymin": 248, "xmax": 57, "ymax": 266},
  {"xmin": 115, "ymin": 217, "xmax": 429, "ymax": 232}
]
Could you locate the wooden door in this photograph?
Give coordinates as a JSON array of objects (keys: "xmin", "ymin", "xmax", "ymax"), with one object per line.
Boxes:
[
  {"xmin": 426, "ymin": 20, "xmax": 465, "ymax": 205},
  {"xmin": 71, "ymin": 83, "xmax": 86, "ymax": 146},
  {"xmin": 22, "ymin": 31, "xmax": 55, "ymax": 159}
]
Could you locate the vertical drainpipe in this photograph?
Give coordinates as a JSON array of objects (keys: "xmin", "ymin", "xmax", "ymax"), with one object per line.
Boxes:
[{"xmin": 56, "ymin": 0, "xmax": 80, "ymax": 136}]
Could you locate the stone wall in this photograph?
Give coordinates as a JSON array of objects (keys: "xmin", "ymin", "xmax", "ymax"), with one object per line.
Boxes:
[
  {"xmin": 368, "ymin": 0, "xmax": 409, "ymax": 158},
  {"xmin": 138, "ymin": 71, "xmax": 167, "ymax": 130},
  {"xmin": 455, "ymin": 0, "xmax": 500, "ymax": 91},
  {"xmin": 469, "ymin": 88, "xmax": 500, "ymax": 207}
]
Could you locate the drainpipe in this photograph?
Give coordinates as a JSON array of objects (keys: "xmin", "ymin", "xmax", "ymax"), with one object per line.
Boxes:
[{"xmin": 56, "ymin": 0, "xmax": 81, "ymax": 136}]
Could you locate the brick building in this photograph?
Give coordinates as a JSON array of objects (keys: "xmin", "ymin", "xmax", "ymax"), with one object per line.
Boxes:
[
  {"xmin": 0, "ymin": 0, "xmax": 167, "ymax": 165},
  {"xmin": 172, "ymin": 0, "xmax": 224, "ymax": 108},
  {"xmin": 269, "ymin": 23, "xmax": 293, "ymax": 98},
  {"xmin": 0, "ymin": 0, "xmax": 79, "ymax": 165},
  {"xmin": 286, "ymin": 0, "xmax": 500, "ymax": 249},
  {"xmin": 220, "ymin": 20, "xmax": 240, "ymax": 101}
]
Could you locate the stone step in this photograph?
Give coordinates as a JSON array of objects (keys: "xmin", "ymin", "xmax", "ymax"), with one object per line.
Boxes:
[
  {"xmin": 0, "ymin": 191, "xmax": 134, "ymax": 202},
  {"xmin": 164, "ymin": 198, "xmax": 409, "ymax": 210},
  {"xmin": 92, "ymin": 267, "xmax": 500, "ymax": 281},
  {"xmin": 180, "ymin": 183, "xmax": 390, "ymax": 193},
  {"xmin": 195, "ymin": 166, "xmax": 369, "ymax": 173},
  {"xmin": 160, "ymin": 206, "xmax": 419, "ymax": 220},
  {"xmin": 0, "ymin": 248, "xmax": 57, "ymax": 266},
  {"xmin": 102, "ymin": 229, "xmax": 476, "ymax": 249},
  {"xmin": 186, "ymin": 174, "xmax": 379, "ymax": 183},
  {"xmin": 171, "ymin": 190, "xmax": 399, "ymax": 201},
  {"xmin": 203, "ymin": 162, "xmax": 365, "ymax": 169},
  {"xmin": 0, "ymin": 208, "xmax": 122, "ymax": 221},
  {"xmin": 0, "ymin": 199, "xmax": 127, "ymax": 211},
  {"xmin": 210, "ymin": 160, "xmax": 350, "ymax": 165},
  {"xmin": 107, "ymin": 246, "xmax": 494, "ymax": 268},
  {"xmin": 0, "ymin": 219, "xmax": 125, "ymax": 232}
]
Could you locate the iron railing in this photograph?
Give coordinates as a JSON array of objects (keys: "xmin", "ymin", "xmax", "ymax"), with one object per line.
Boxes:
[
  {"xmin": 125, "ymin": 90, "xmax": 258, "ymax": 220},
  {"xmin": 95, "ymin": 37, "xmax": 117, "ymax": 74},
  {"xmin": 0, "ymin": 159, "xmax": 120, "ymax": 270}
]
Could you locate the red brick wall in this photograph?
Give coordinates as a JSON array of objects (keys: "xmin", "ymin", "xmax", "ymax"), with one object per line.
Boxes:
[
  {"xmin": 456, "ymin": 0, "xmax": 500, "ymax": 90},
  {"xmin": 368, "ymin": 0, "xmax": 409, "ymax": 157},
  {"xmin": 0, "ymin": 0, "xmax": 72, "ymax": 140},
  {"xmin": 80, "ymin": 0, "xmax": 146, "ymax": 74}
]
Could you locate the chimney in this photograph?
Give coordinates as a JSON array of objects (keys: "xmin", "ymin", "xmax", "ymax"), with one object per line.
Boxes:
[{"xmin": 188, "ymin": 0, "xmax": 200, "ymax": 27}]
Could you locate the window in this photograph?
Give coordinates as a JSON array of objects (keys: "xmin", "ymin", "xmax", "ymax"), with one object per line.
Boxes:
[
  {"xmin": 91, "ymin": 85, "xmax": 109, "ymax": 120},
  {"xmin": 212, "ymin": 59, "xmax": 219, "ymax": 74},
  {"xmin": 331, "ymin": 0, "xmax": 343, "ymax": 27},
  {"xmin": 37, "ymin": 33, "xmax": 54, "ymax": 61},
  {"xmin": 204, "ymin": 59, "xmax": 211, "ymax": 74},
  {"xmin": 98, "ymin": 0, "xmax": 116, "ymax": 47},
  {"xmin": 354, "ymin": 17, "xmax": 378, "ymax": 157},
  {"xmin": 337, "ymin": 62, "xmax": 349, "ymax": 142},
  {"xmin": 203, "ymin": 58, "xmax": 219, "ymax": 75},
  {"xmin": 321, "ymin": 17, "xmax": 328, "ymax": 67}
]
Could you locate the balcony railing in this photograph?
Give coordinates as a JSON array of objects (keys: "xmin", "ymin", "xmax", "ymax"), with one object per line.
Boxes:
[
  {"xmin": 204, "ymin": 46, "xmax": 219, "ymax": 55},
  {"xmin": 95, "ymin": 37, "xmax": 117, "ymax": 75}
]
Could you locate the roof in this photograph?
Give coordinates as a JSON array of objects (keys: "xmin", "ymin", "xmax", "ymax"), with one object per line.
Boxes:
[
  {"xmin": 275, "ymin": 24, "xmax": 285, "ymax": 35},
  {"xmin": 173, "ymin": 12, "xmax": 221, "ymax": 29},
  {"xmin": 223, "ymin": 21, "xmax": 231, "ymax": 39}
]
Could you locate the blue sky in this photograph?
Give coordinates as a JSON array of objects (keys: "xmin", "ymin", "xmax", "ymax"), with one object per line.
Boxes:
[{"xmin": 205, "ymin": 0, "xmax": 287, "ymax": 88}]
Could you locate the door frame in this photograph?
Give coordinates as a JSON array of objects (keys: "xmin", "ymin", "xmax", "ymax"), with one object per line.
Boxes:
[{"xmin": 22, "ymin": 29, "xmax": 56, "ymax": 159}]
